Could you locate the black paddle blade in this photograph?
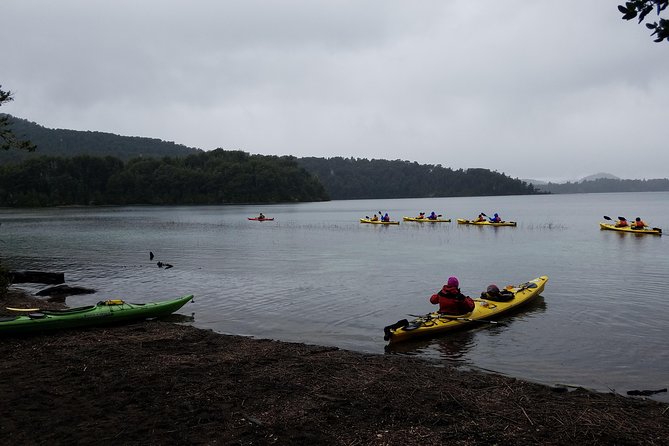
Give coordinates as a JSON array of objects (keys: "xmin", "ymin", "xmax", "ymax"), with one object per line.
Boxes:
[
  {"xmin": 481, "ymin": 212, "xmax": 487, "ymax": 216},
  {"xmin": 603, "ymin": 216, "xmax": 612, "ymax": 221},
  {"xmin": 618, "ymin": 216, "xmax": 626, "ymax": 221}
]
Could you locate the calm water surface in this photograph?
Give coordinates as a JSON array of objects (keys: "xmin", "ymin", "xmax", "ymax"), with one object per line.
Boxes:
[{"xmin": 1, "ymin": 192, "xmax": 668, "ymax": 401}]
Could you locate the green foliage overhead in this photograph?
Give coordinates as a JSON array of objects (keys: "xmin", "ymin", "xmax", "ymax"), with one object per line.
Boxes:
[
  {"xmin": 0, "ymin": 150, "xmax": 329, "ymax": 207},
  {"xmin": 298, "ymin": 157, "xmax": 538, "ymax": 200},
  {"xmin": 618, "ymin": 1, "xmax": 669, "ymax": 42}
]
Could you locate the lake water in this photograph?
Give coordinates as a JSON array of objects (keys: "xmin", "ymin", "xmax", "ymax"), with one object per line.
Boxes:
[{"xmin": 1, "ymin": 192, "xmax": 668, "ymax": 402}]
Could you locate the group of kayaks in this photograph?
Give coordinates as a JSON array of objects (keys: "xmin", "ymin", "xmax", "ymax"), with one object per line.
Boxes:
[{"xmin": 360, "ymin": 213, "xmax": 516, "ymax": 226}]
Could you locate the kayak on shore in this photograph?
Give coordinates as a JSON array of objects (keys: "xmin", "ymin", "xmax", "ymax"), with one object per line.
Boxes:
[
  {"xmin": 384, "ymin": 276, "xmax": 547, "ymax": 344},
  {"xmin": 599, "ymin": 223, "xmax": 662, "ymax": 235},
  {"xmin": 402, "ymin": 217, "xmax": 451, "ymax": 223},
  {"xmin": 457, "ymin": 218, "xmax": 517, "ymax": 227},
  {"xmin": 0, "ymin": 294, "xmax": 194, "ymax": 335},
  {"xmin": 360, "ymin": 218, "xmax": 400, "ymax": 225}
]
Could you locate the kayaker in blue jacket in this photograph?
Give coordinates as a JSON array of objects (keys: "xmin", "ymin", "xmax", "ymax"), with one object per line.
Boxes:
[
  {"xmin": 489, "ymin": 213, "xmax": 501, "ymax": 223},
  {"xmin": 382, "ymin": 213, "xmax": 390, "ymax": 222},
  {"xmin": 427, "ymin": 211, "xmax": 438, "ymax": 220}
]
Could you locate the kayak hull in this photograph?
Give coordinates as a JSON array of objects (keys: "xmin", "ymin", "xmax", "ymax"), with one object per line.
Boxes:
[
  {"xmin": 360, "ymin": 219, "xmax": 400, "ymax": 225},
  {"xmin": 385, "ymin": 276, "xmax": 547, "ymax": 344},
  {"xmin": 248, "ymin": 218, "xmax": 274, "ymax": 221},
  {"xmin": 403, "ymin": 217, "xmax": 451, "ymax": 223},
  {"xmin": 0, "ymin": 295, "xmax": 194, "ymax": 335},
  {"xmin": 457, "ymin": 218, "xmax": 517, "ymax": 227},
  {"xmin": 599, "ymin": 222, "xmax": 661, "ymax": 235}
]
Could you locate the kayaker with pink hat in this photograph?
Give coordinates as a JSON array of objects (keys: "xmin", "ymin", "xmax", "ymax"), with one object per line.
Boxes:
[{"xmin": 429, "ymin": 276, "xmax": 475, "ymax": 315}]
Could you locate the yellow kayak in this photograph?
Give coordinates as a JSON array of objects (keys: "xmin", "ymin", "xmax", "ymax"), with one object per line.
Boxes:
[
  {"xmin": 457, "ymin": 218, "xmax": 517, "ymax": 227},
  {"xmin": 360, "ymin": 218, "xmax": 400, "ymax": 225},
  {"xmin": 403, "ymin": 217, "xmax": 451, "ymax": 223},
  {"xmin": 599, "ymin": 223, "xmax": 661, "ymax": 235},
  {"xmin": 384, "ymin": 276, "xmax": 548, "ymax": 344}
]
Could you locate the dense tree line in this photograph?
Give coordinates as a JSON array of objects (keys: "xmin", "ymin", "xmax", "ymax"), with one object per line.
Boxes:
[
  {"xmin": 0, "ymin": 114, "xmax": 201, "ymax": 164},
  {"xmin": 0, "ymin": 150, "xmax": 329, "ymax": 207},
  {"xmin": 297, "ymin": 157, "xmax": 538, "ymax": 200},
  {"xmin": 537, "ymin": 178, "xmax": 669, "ymax": 194}
]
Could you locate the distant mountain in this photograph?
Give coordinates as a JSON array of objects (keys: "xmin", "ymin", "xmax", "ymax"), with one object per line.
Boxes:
[
  {"xmin": 0, "ymin": 114, "xmax": 202, "ymax": 164},
  {"xmin": 579, "ymin": 172, "xmax": 620, "ymax": 182},
  {"xmin": 522, "ymin": 178, "xmax": 547, "ymax": 186},
  {"xmin": 536, "ymin": 177, "xmax": 669, "ymax": 194}
]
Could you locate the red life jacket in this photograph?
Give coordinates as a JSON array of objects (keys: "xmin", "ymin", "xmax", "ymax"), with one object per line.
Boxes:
[{"xmin": 429, "ymin": 285, "xmax": 475, "ymax": 315}]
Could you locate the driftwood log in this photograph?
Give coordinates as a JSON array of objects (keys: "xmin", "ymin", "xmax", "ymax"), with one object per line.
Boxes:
[{"xmin": 10, "ymin": 271, "xmax": 65, "ymax": 285}]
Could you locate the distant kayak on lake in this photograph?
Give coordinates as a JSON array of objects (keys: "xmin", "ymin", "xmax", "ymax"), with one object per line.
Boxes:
[{"xmin": 457, "ymin": 218, "xmax": 517, "ymax": 227}]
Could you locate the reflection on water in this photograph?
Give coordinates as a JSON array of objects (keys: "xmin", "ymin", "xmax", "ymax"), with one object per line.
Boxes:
[{"xmin": 1, "ymin": 192, "xmax": 668, "ymax": 402}]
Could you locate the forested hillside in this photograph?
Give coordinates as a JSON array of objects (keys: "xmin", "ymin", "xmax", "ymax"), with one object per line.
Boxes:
[
  {"xmin": 298, "ymin": 157, "xmax": 538, "ymax": 199},
  {"xmin": 0, "ymin": 150, "xmax": 328, "ymax": 206},
  {"xmin": 537, "ymin": 178, "xmax": 669, "ymax": 194},
  {"xmin": 1, "ymin": 114, "xmax": 541, "ymax": 203},
  {"xmin": 0, "ymin": 114, "xmax": 201, "ymax": 163}
]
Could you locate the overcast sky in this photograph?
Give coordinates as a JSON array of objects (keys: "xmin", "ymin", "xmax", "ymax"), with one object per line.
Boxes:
[{"xmin": 3, "ymin": 1, "xmax": 668, "ymax": 182}]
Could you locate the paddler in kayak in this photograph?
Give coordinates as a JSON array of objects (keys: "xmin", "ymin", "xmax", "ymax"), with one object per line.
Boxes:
[
  {"xmin": 615, "ymin": 216, "xmax": 629, "ymax": 227},
  {"xmin": 489, "ymin": 213, "xmax": 502, "ymax": 223},
  {"xmin": 429, "ymin": 276, "xmax": 475, "ymax": 315},
  {"xmin": 475, "ymin": 213, "xmax": 486, "ymax": 222},
  {"xmin": 427, "ymin": 211, "xmax": 438, "ymax": 220},
  {"xmin": 632, "ymin": 217, "xmax": 648, "ymax": 229},
  {"xmin": 480, "ymin": 284, "xmax": 514, "ymax": 302},
  {"xmin": 370, "ymin": 214, "xmax": 379, "ymax": 221},
  {"xmin": 416, "ymin": 212, "xmax": 426, "ymax": 219},
  {"xmin": 258, "ymin": 212, "xmax": 265, "ymax": 220},
  {"xmin": 381, "ymin": 213, "xmax": 390, "ymax": 222}
]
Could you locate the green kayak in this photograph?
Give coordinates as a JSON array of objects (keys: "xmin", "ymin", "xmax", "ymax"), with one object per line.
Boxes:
[{"xmin": 0, "ymin": 294, "xmax": 194, "ymax": 335}]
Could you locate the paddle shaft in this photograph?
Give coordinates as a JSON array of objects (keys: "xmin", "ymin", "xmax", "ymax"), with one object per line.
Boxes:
[{"xmin": 408, "ymin": 313, "xmax": 500, "ymax": 325}]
